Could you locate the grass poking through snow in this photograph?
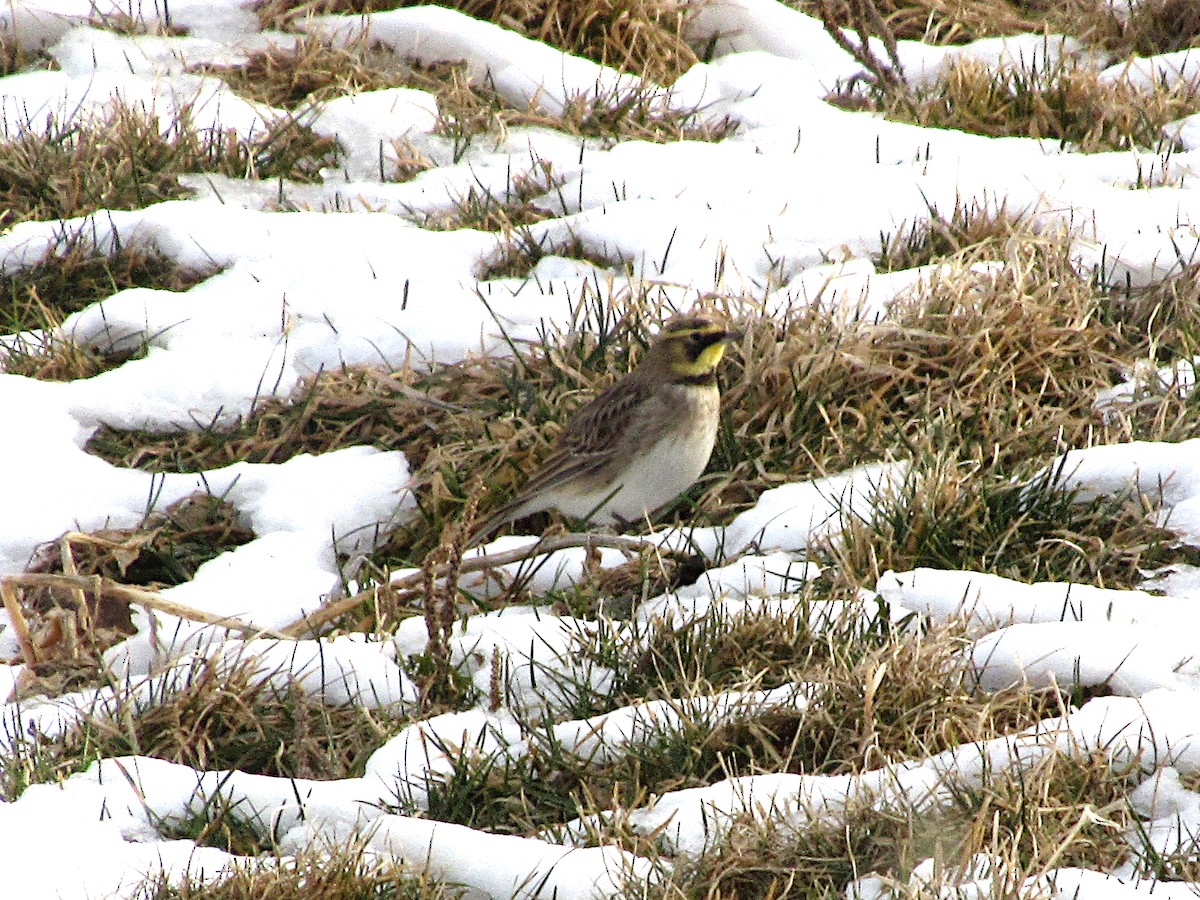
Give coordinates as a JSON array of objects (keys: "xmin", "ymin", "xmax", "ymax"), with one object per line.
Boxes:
[{"xmin": 0, "ymin": 104, "xmax": 336, "ymax": 229}]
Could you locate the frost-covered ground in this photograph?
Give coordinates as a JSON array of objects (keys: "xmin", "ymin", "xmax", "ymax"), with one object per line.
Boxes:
[{"xmin": 1, "ymin": 0, "xmax": 1200, "ymax": 898}]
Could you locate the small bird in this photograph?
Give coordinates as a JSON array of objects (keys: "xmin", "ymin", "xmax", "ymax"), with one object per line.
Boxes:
[{"xmin": 468, "ymin": 313, "xmax": 742, "ymax": 546}]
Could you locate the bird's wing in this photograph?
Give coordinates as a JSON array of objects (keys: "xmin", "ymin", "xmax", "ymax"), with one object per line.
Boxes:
[
  {"xmin": 525, "ymin": 375, "xmax": 653, "ymax": 491},
  {"xmin": 466, "ymin": 376, "xmax": 652, "ymax": 546}
]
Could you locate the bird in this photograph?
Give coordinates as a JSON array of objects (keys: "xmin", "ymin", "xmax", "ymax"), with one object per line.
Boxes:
[{"xmin": 467, "ymin": 312, "xmax": 742, "ymax": 547}]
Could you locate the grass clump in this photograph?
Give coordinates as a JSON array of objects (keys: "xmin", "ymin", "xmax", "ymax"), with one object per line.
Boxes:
[
  {"xmin": 400, "ymin": 688, "xmax": 811, "ymax": 836},
  {"xmin": 3, "ymin": 648, "xmax": 401, "ymax": 804},
  {"xmin": 135, "ymin": 848, "xmax": 460, "ymax": 899},
  {"xmin": 410, "ymin": 60, "xmax": 732, "ymax": 161},
  {"xmin": 410, "ymin": 159, "xmax": 561, "ymax": 231},
  {"xmin": 878, "ymin": 201, "xmax": 1024, "ymax": 272},
  {"xmin": 943, "ymin": 749, "xmax": 1137, "ymax": 876},
  {"xmin": 827, "ymin": 442, "xmax": 1188, "ymax": 590},
  {"xmin": 255, "ymin": 0, "xmax": 697, "ymax": 84},
  {"xmin": 657, "ymin": 803, "xmax": 920, "ymax": 900},
  {"xmin": 1, "ymin": 239, "xmax": 214, "ymax": 330},
  {"xmin": 0, "ymin": 726, "xmax": 107, "ymax": 802},
  {"xmin": 801, "ymin": 0, "xmax": 1200, "ymax": 58},
  {"xmin": 709, "ymin": 233, "xmax": 1118, "ymax": 506},
  {"xmin": 194, "ymin": 36, "xmax": 414, "ymax": 108},
  {"xmin": 85, "ymin": 366, "xmax": 422, "ymax": 472},
  {"xmin": 479, "ymin": 230, "xmax": 623, "ymax": 279},
  {"xmin": 25, "ymin": 493, "xmax": 254, "ymax": 590},
  {"xmin": 61, "ymin": 651, "xmax": 396, "ymax": 780},
  {"xmin": 809, "ymin": 0, "xmax": 1200, "ymax": 152},
  {"xmin": 648, "ymin": 744, "xmax": 1135, "ymax": 899},
  {"xmin": 794, "ymin": 0, "xmax": 1041, "ymax": 45},
  {"xmin": 883, "ymin": 59, "xmax": 1200, "ymax": 152},
  {"xmin": 1, "ymin": 239, "xmax": 216, "ymax": 380},
  {"xmin": 1, "ymin": 36, "xmax": 55, "ymax": 77},
  {"xmin": 0, "ymin": 104, "xmax": 337, "ymax": 228},
  {"xmin": 2, "ymin": 333, "xmax": 149, "ymax": 382},
  {"xmin": 614, "ymin": 598, "xmax": 1060, "ymax": 778},
  {"xmin": 84, "ymin": 6, "xmax": 186, "ymax": 37},
  {"xmin": 1067, "ymin": 0, "xmax": 1200, "ymax": 57}
]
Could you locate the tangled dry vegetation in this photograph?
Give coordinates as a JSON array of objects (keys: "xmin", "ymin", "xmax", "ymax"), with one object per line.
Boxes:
[{"xmin": 3, "ymin": 0, "xmax": 1200, "ymax": 897}]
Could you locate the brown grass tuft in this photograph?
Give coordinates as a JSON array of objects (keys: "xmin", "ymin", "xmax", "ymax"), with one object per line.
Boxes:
[
  {"xmin": 134, "ymin": 849, "xmax": 458, "ymax": 899},
  {"xmin": 828, "ymin": 51, "xmax": 1200, "ymax": 152},
  {"xmin": 796, "ymin": 0, "xmax": 1041, "ymax": 45},
  {"xmin": 85, "ymin": 650, "xmax": 399, "ymax": 779},
  {"xmin": 2, "ymin": 240, "xmax": 216, "ymax": 380},
  {"xmin": 656, "ymin": 744, "xmax": 1135, "ymax": 898},
  {"xmin": 710, "ymin": 231, "xmax": 1119, "ymax": 505},
  {"xmin": 255, "ymin": 0, "xmax": 697, "ymax": 83},
  {"xmin": 620, "ymin": 599, "xmax": 1062, "ymax": 779},
  {"xmin": 0, "ymin": 104, "xmax": 337, "ymax": 228},
  {"xmin": 193, "ymin": 36, "xmax": 413, "ymax": 108},
  {"xmin": 801, "ymin": 0, "xmax": 1200, "ymax": 55}
]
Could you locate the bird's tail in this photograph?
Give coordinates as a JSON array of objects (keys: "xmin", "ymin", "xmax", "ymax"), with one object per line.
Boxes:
[{"xmin": 464, "ymin": 496, "xmax": 529, "ymax": 549}]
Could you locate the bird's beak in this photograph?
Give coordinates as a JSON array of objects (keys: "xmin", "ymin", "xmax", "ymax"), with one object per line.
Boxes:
[{"xmin": 723, "ymin": 327, "xmax": 744, "ymax": 343}]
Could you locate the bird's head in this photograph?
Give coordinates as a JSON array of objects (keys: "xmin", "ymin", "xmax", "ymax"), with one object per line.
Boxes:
[{"xmin": 646, "ymin": 314, "xmax": 743, "ymax": 379}]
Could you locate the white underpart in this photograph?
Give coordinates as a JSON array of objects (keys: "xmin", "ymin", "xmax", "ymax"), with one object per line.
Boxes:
[{"xmin": 546, "ymin": 400, "xmax": 720, "ymax": 525}]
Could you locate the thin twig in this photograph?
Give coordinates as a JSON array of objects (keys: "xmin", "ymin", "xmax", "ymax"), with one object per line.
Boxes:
[
  {"xmin": 280, "ymin": 531, "xmax": 658, "ymax": 637},
  {"xmin": 59, "ymin": 534, "xmax": 90, "ymax": 629},
  {"xmin": 814, "ymin": 0, "xmax": 913, "ymax": 113},
  {"xmin": 2, "ymin": 574, "xmax": 286, "ymax": 639},
  {"xmin": 370, "ymin": 370, "xmax": 471, "ymax": 413}
]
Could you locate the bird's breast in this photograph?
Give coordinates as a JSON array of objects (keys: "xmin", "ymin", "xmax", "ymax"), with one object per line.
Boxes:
[{"xmin": 600, "ymin": 382, "xmax": 721, "ymax": 522}]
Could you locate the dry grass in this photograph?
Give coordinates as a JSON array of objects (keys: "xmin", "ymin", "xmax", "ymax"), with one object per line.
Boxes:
[
  {"xmin": 411, "ymin": 158, "xmax": 560, "ymax": 231},
  {"xmin": 202, "ymin": 15, "xmax": 729, "ymax": 154},
  {"xmin": 1, "ymin": 239, "xmax": 216, "ymax": 380},
  {"xmin": 795, "ymin": 0, "xmax": 1041, "ymax": 45},
  {"xmin": 193, "ymin": 36, "xmax": 414, "ymax": 108},
  {"xmin": 200, "ymin": 37, "xmax": 731, "ymax": 165},
  {"xmin": 404, "ymin": 58, "xmax": 734, "ymax": 154},
  {"xmin": 1038, "ymin": 0, "xmax": 1200, "ymax": 57},
  {"xmin": 479, "ymin": 231, "xmax": 625, "ymax": 279},
  {"xmin": 617, "ymin": 600, "xmax": 1063, "ymax": 778},
  {"xmin": 1, "ymin": 36, "xmax": 55, "ymax": 77},
  {"xmin": 2, "ymin": 332, "xmax": 149, "ymax": 382},
  {"xmin": 810, "ymin": 0, "xmax": 1200, "ymax": 150},
  {"xmin": 21, "ymin": 649, "xmax": 399, "ymax": 782},
  {"xmin": 797, "ymin": 0, "xmax": 1200, "ymax": 54},
  {"xmin": 93, "ymin": 654, "xmax": 399, "ymax": 779},
  {"xmin": 26, "ymin": 494, "xmax": 254, "ymax": 590},
  {"xmin": 381, "ymin": 596, "xmax": 1070, "ymax": 840},
  {"xmin": 255, "ymin": 0, "xmax": 697, "ymax": 84},
  {"xmin": 1, "ymin": 648, "xmax": 403, "ymax": 807},
  {"xmin": 85, "ymin": 366, "xmax": 429, "ymax": 471},
  {"xmin": 654, "ymin": 745, "xmax": 1135, "ymax": 899},
  {"xmin": 711, "ymin": 229, "xmax": 1117, "ymax": 497},
  {"xmin": 881, "ymin": 58, "xmax": 1200, "ymax": 151},
  {"xmin": 136, "ymin": 848, "xmax": 460, "ymax": 899},
  {"xmin": 0, "ymin": 103, "xmax": 337, "ymax": 229},
  {"xmin": 84, "ymin": 5, "xmax": 187, "ymax": 37}
]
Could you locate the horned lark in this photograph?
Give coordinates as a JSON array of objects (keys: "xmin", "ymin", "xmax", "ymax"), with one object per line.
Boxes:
[{"xmin": 468, "ymin": 313, "xmax": 742, "ymax": 546}]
